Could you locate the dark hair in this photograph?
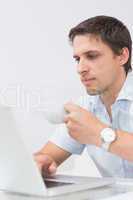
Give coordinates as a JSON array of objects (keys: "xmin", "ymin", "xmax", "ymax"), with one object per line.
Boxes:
[{"xmin": 69, "ymin": 15, "xmax": 132, "ymax": 74}]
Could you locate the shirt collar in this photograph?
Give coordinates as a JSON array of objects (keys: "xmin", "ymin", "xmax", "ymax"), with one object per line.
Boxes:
[{"xmin": 116, "ymin": 71, "xmax": 133, "ymax": 101}]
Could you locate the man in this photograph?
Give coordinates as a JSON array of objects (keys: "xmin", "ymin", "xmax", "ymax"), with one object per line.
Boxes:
[{"xmin": 35, "ymin": 15, "xmax": 133, "ymax": 178}]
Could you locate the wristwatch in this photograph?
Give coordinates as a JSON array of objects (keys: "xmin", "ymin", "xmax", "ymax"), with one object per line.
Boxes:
[{"xmin": 100, "ymin": 127, "xmax": 117, "ymax": 151}]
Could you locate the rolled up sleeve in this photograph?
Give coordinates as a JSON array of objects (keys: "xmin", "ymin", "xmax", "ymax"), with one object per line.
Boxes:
[{"xmin": 49, "ymin": 124, "xmax": 85, "ymax": 154}]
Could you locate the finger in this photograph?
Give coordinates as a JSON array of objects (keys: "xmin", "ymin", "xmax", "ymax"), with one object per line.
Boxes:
[
  {"xmin": 63, "ymin": 114, "xmax": 75, "ymax": 124},
  {"xmin": 64, "ymin": 112, "xmax": 81, "ymax": 124},
  {"xmin": 64, "ymin": 102, "xmax": 80, "ymax": 113},
  {"xmin": 48, "ymin": 162, "xmax": 57, "ymax": 174},
  {"xmin": 42, "ymin": 162, "xmax": 57, "ymax": 176},
  {"xmin": 63, "ymin": 115, "xmax": 69, "ymax": 123},
  {"xmin": 65, "ymin": 120, "xmax": 73, "ymax": 130},
  {"xmin": 34, "ymin": 153, "xmax": 53, "ymax": 171},
  {"xmin": 41, "ymin": 157, "xmax": 53, "ymax": 171}
]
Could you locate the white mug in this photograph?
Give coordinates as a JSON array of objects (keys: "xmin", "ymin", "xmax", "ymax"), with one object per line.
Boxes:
[{"xmin": 42, "ymin": 104, "xmax": 67, "ymax": 124}]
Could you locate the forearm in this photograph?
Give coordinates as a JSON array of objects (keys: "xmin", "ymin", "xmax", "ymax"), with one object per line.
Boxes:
[
  {"xmin": 109, "ymin": 130, "xmax": 133, "ymax": 162},
  {"xmin": 39, "ymin": 141, "xmax": 71, "ymax": 166}
]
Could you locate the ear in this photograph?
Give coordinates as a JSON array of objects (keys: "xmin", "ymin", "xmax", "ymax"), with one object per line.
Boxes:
[{"xmin": 119, "ymin": 47, "xmax": 129, "ymax": 66}]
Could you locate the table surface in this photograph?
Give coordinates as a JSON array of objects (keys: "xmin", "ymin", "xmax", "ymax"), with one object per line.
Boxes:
[{"xmin": 1, "ymin": 176, "xmax": 133, "ymax": 200}]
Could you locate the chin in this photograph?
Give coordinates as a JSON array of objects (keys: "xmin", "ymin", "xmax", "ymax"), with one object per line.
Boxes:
[{"xmin": 86, "ymin": 88, "xmax": 101, "ymax": 96}]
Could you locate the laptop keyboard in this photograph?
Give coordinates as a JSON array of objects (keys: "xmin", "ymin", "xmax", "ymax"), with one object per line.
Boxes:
[{"xmin": 44, "ymin": 180, "xmax": 73, "ymax": 188}]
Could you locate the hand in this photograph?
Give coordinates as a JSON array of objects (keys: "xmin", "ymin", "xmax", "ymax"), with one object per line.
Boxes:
[
  {"xmin": 64, "ymin": 102, "xmax": 107, "ymax": 146},
  {"xmin": 34, "ymin": 152, "xmax": 57, "ymax": 176}
]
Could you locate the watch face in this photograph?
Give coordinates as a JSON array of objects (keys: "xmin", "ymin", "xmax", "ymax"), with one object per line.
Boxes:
[{"xmin": 101, "ymin": 128, "xmax": 116, "ymax": 143}]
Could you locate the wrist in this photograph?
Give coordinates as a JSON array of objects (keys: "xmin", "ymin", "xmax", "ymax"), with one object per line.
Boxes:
[
  {"xmin": 100, "ymin": 127, "xmax": 117, "ymax": 151},
  {"xmin": 92, "ymin": 123, "xmax": 108, "ymax": 147}
]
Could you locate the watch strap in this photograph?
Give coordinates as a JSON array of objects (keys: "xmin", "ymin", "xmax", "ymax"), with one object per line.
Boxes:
[{"xmin": 101, "ymin": 142, "xmax": 110, "ymax": 151}]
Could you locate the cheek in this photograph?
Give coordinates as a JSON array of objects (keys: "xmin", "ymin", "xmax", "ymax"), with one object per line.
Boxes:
[
  {"xmin": 95, "ymin": 67, "xmax": 114, "ymax": 87},
  {"xmin": 96, "ymin": 58, "xmax": 116, "ymax": 77}
]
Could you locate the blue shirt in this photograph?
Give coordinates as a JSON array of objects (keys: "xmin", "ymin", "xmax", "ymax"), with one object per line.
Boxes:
[{"xmin": 50, "ymin": 72, "xmax": 133, "ymax": 178}]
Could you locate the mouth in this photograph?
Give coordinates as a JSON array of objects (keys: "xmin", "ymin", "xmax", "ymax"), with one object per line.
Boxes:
[{"xmin": 81, "ymin": 78, "xmax": 96, "ymax": 86}]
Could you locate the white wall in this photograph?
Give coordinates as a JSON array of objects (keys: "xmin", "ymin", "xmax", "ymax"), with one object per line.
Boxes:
[{"xmin": 0, "ymin": 0, "xmax": 133, "ymax": 177}]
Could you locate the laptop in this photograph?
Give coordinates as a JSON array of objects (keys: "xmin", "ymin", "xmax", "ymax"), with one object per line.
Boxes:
[{"xmin": 0, "ymin": 106, "xmax": 114, "ymax": 198}]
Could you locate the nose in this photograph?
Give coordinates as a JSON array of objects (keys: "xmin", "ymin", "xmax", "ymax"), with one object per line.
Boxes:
[{"xmin": 77, "ymin": 58, "xmax": 90, "ymax": 75}]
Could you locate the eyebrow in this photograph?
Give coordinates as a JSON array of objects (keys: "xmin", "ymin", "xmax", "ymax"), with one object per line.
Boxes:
[{"xmin": 73, "ymin": 50, "xmax": 100, "ymax": 58}]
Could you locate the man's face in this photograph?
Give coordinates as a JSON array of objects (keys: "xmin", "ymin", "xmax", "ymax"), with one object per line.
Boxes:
[{"xmin": 72, "ymin": 34, "xmax": 125, "ymax": 96}]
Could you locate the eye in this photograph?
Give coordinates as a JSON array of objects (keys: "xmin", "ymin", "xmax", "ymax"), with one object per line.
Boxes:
[
  {"xmin": 87, "ymin": 54, "xmax": 98, "ymax": 60},
  {"xmin": 74, "ymin": 57, "xmax": 80, "ymax": 63}
]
